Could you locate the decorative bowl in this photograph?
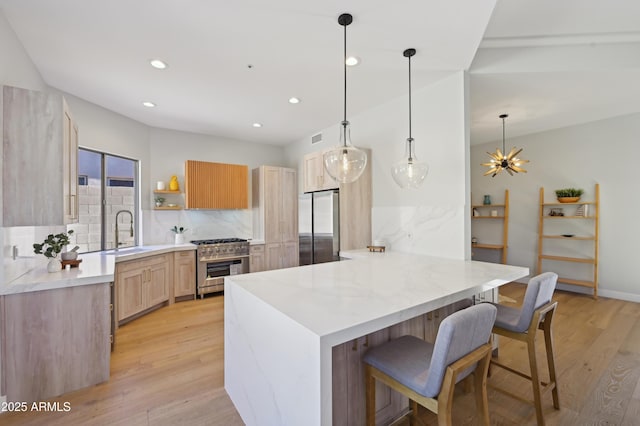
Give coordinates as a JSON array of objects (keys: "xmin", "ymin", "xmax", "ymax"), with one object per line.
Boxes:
[
  {"xmin": 61, "ymin": 251, "xmax": 78, "ymax": 261},
  {"xmin": 557, "ymin": 197, "xmax": 580, "ymax": 203}
]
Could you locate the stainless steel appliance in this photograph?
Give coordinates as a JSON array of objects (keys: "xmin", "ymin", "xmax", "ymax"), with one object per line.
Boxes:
[
  {"xmin": 191, "ymin": 238, "xmax": 249, "ymax": 297},
  {"xmin": 298, "ymin": 190, "xmax": 340, "ymax": 265}
]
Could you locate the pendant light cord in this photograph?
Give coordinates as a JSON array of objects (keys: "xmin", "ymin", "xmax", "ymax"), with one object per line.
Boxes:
[
  {"xmin": 408, "ymin": 54, "xmax": 412, "ymax": 141},
  {"xmin": 343, "ymin": 22, "xmax": 347, "ymax": 124}
]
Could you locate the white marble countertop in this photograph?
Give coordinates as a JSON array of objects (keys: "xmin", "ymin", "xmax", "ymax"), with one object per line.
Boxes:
[
  {"xmin": 228, "ymin": 249, "xmax": 529, "ymax": 346},
  {"xmin": 0, "ymin": 244, "xmax": 196, "ymax": 296}
]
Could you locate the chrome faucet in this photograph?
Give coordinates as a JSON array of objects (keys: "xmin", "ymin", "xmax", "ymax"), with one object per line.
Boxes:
[{"xmin": 115, "ymin": 210, "xmax": 134, "ymax": 249}]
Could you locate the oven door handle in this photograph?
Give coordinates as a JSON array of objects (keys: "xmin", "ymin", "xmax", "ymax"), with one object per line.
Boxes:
[{"xmin": 199, "ymin": 254, "xmax": 250, "ymax": 262}]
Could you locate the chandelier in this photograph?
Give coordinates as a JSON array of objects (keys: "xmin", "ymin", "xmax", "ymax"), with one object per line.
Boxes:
[{"xmin": 482, "ymin": 114, "xmax": 528, "ymax": 177}]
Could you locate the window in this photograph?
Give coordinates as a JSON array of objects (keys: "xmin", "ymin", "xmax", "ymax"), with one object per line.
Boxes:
[{"xmin": 67, "ymin": 149, "xmax": 139, "ymax": 252}]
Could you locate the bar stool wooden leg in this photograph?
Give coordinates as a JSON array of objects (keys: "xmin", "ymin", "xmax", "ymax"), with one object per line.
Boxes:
[
  {"xmin": 543, "ymin": 318, "xmax": 560, "ymax": 409},
  {"xmin": 474, "ymin": 354, "xmax": 491, "ymax": 426},
  {"xmin": 365, "ymin": 365, "xmax": 376, "ymax": 426},
  {"xmin": 527, "ymin": 334, "xmax": 545, "ymax": 426}
]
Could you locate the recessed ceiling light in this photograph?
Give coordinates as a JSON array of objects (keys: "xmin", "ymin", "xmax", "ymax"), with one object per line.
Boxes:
[
  {"xmin": 252, "ymin": 123, "xmax": 262, "ymax": 128},
  {"xmin": 288, "ymin": 97, "xmax": 300, "ymax": 104},
  {"xmin": 143, "ymin": 101, "xmax": 156, "ymax": 108},
  {"xmin": 345, "ymin": 56, "xmax": 359, "ymax": 66},
  {"xmin": 150, "ymin": 59, "xmax": 167, "ymax": 69}
]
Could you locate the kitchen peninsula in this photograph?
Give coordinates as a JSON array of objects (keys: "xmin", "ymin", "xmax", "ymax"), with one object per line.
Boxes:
[{"xmin": 224, "ymin": 249, "xmax": 529, "ymax": 426}]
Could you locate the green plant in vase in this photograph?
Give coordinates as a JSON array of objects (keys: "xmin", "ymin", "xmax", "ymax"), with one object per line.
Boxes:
[
  {"xmin": 555, "ymin": 188, "xmax": 583, "ymax": 203},
  {"xmin": 33, "ymin": 230, "xmax": 74, "ymax": 272}
]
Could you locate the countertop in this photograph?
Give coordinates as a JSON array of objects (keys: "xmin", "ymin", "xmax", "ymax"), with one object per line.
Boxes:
[
  {"xmin": 0, "ymin": 243, "xmax": 196, "ymax": 296},
  {"xmin": 227, "ymin": 248, "xmax": 530, "ymax": 343}
]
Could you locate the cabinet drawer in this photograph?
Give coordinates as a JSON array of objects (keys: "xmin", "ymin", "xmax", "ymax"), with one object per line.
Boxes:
[
  {"xmin": 117, "ymin": 253, "xmax": 170, "ymax": 273},
  {"xmin": 250, "ymin": 244, "xmax": 265, "ymax": 253}
]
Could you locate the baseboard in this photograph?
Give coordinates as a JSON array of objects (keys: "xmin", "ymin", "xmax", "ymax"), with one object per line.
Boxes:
[{"xmin": 598, "ymin": 288, "xmax": 640, "ymax": 303}]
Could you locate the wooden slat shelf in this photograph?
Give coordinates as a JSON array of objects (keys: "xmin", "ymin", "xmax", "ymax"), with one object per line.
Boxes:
[
  {"xmin": 472, "ymin": 216, "xmax": 505, "ymax": 219},
  {"xmin": 543, "ymin": 216, "xmax": 594, "ymax": 219},
  {"xmin": 543, "ymin": 235, "xmax": 595, "ymax": 240},
  {"xmin": 472, "ymin": 243, "xmax": 504, "ymax": 250},
  {"xmin": 539, "ymin": 254, "xmax": 595, "ymax": 264},
  {"xmin": 537, "ymin": 184, "xmax": 599, "ymax": 299},
  {"xmin": 153, "ymin": 190, "xmax": 181, "ymax": 194},
  {"xmin": 542, "ymin": 201, "xmax": 596, "ymax": 206},
  {"xmin": 557, "ymin": 277, "xmax": 595, "ymax": 288},
  {"xmin": 472, "ymin": 204, "xmax": 506, "ymax": 208},
  {"xmin": 154, "ymin": 206, "xmax": 182, "ymax": 210}
]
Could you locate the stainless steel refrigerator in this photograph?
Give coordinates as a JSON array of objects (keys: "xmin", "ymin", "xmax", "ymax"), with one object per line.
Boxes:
[{"xmin": 298, "ymin": 190, "xmax": 340, "ymax": 265}]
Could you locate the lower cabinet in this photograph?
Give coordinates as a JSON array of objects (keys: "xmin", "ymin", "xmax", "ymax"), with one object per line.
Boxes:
[
  {"xmin": 250, "ymin": 244, "xmax": 266, "ymax": 273},
  {"xmin": 174, "ymin": 250, "xmax": 196, "ymax": 299},
  {"xmin": 332, "ymin": 300, "xmax": 472, "ymax": 425},
  {"xmin": 265, "ymin": 242, "xmax": 299, "ymax": 271},
  {"xmin": 0, "ymin": 283, "xmax": 111, "ymax": 403},
  {"xmin": 116, "ymin": 253, "xmax": 170, "ymax": 324}
]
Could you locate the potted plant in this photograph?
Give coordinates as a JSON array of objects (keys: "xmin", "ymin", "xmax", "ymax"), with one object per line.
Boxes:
[
  {"xmin": 154, "ymin": 196, "xmax": 165, "ymax": 207},
  {"xmin": 33, "ymin": 230, "xmax": 74, "ymax": 272},
  {"xmin": 171, "ymin": 226, "xmax": 188, "ymax": 244},
  {"xmin": 555, "ymin": 188, "xmax": 584, "ymax": 203}
]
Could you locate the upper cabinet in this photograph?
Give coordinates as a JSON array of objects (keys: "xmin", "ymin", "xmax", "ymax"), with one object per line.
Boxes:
[
  {"xmin": 302, "ymin": 151, "xmax": 339, "ymax": 193},
  {"xmin": 3, "ymin": 85, "xmax": 79, "ymax": 226},
  {"xmin": 184, "ymin": 160, "xmax": 248, "ymax": 209}
]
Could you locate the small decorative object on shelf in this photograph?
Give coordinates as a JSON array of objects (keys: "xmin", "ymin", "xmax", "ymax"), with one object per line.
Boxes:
[
  {"xmin": 154, "ymin": 196, "xmax": 165, "ymax": 207},
  {"xmin": 367, "ymin": 245, "xmax": 385, "ymax": 252},
  {"xmin": 483, "ymin": 195, "xmax": 491, "ymax": 205},
  {"xmin": 575, "ymin": 204, "xmax": 588, "ymax": 217},
  {"xmin": 473, "ymin": 208, "xmax": 480, "ymax": 217},
  {"xmin": 156, "ymin": 181, "xmax": 166, "ymax": 190},
  {"xmin": 471, "ymin": 237, "xmax": 478, "ymax": 245},
  {"xmin": 33, "ymin": 230, "xmax": 74, "ymax": 272},
  {"xmin": 171, "ymin": 226, "xmax": 188, "ymax": 245},
  {"xmin": 169, "ymin": 175, "xmax": 180, "ymax": 191},
  {"xmin": 555, "ymin": 188, "xmax": 583, "ymax": 203},
  {"xmin": 549, "ymin": 208, "xmax": 564, "ymax": 216}
]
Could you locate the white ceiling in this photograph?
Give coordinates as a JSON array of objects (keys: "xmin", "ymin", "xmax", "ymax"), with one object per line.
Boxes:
[{"xmin": 1, "ymin": 0, "xmax": 639, "ymax": 146}]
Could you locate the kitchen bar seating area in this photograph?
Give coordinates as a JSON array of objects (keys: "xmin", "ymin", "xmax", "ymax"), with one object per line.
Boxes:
[{"xmin": 2, "ymin": 282, "xmax": 639, "ymax": 425}]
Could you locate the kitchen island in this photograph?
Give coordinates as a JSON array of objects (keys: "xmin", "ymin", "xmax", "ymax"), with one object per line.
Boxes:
[{"xmin": 224, "ymin": 249, "xmax": 529, "ymax": 425}]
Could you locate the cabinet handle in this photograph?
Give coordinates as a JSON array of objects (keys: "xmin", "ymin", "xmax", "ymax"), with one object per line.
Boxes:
[
  {"xmin": 109, "ymin": 303, "xmax": 113, "ymax": 312},
  {"xmin": 352, "ymin": 339, "xmax": 358, "ymax": 351},
  {"xmin": 363, "ymin": 335, "xmax": 369, "ymax": 348},
  {"xmin": 109, "ymin": 335, "xmax": 114, "ymax": 344}
]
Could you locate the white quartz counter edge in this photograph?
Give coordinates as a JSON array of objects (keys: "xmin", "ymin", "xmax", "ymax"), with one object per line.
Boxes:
[{"xmin": 0, "ymin": 244, "xmax": 196, "ymax": 296}]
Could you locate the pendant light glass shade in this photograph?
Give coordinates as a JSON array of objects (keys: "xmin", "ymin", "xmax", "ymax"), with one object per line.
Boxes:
[
  {"xmin": 482, "ymin": 114, "xmax": 529, "ymax": 177},
  {"xmin": 323, "ymin": 13, "xmax": 367, "ymax": 184},
  {"xmin": 391, "ymin": 48, "xmax": 428, "ymax": 189},
  {"xmin": 391, "ymin": 138, "xmax": 428, "ymax": 188}
]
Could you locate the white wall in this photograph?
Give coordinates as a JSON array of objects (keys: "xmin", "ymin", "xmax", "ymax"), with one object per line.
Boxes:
[
  {"xmin": 470, "ymin": 113, "xmax": 640, "ymax": 301},
  {"xmin": 285, "ymin": 72, "xmax": 469, "ymax": 259}
]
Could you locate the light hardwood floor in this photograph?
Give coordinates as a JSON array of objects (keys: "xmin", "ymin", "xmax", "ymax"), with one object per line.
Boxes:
[{"xmin": 2, "ymin": 284, "xmax": 639, "ymax": 425}]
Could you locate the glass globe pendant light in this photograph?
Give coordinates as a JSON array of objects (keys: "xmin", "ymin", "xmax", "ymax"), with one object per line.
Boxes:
[
  {"xmin": 482, "ymin": 114, "xmax": 529, "ymax": 177},
  {"xmin": 323, "ymin": 13, "xmax": 368, "ymax": 184},
  {"xmin": 391, "ymin": 48, "xmax": 428, "ymax": 189}
]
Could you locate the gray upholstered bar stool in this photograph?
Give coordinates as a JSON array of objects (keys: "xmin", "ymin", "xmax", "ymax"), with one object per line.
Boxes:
[
  {"xmin": 489, "ymin": 272, "xmax": 560, "ymax": 426},
  {"xmin": 363, "ymin": 303, "xmax": 497, "ymax": 426}
]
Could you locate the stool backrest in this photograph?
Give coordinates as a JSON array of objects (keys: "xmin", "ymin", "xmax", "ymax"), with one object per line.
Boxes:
[
  {"xmin": 515, "ymin": 272, "xmax": 559, "ymax": 332},
  {"xmin": 423, "ymin": 303, "xmax": 497, "ymax": 396}
]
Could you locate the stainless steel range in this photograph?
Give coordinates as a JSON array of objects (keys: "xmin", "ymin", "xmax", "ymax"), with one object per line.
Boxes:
[{"xmin": 191, "ymin": 238, "xmax": 249, "ymax": 297}]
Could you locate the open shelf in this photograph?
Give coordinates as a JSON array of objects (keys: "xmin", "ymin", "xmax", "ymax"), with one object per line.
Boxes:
[
  {"xmin": 153, "ymin": 190, "xmax": 181, "ymax": 194},
  {"xmin": 154, "ymin": 206, "xmax": 182, "ymax": 210},
  {"xmin": 537, "ymin": 184, "xmax": 599, "ymax": 299},
  {"xmin": 470, "ymin": 190, "xmax": 509, "ymax": 264},
  {"xmin": 472, "ymin": 243, "xmax": 504, "ymax": 250}
]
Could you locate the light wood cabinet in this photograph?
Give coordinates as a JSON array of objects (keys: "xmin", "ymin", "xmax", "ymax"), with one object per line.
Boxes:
[
  {"xmin": 174, "ymin": 250, "xmax": 196, "ymax": 299},
  {"xmin": 2, "ymin": 85, "xmax": 79, "ymax": 226},
  {"xmin": 253, "ymin": 166, "xmax": 299, "ymax": 270},
  {"xmin": 537, "ymin": 184, "xmax": 600, "ymax": 299},
  {"xmin": 0, "ymin": 283, "xmax": 111, "ymax": 403},
  {"xmin": 116, "ymin": 253, "xmax": 171, "ymax": 324},
  {"xmin": 471, "ymin": 189, "xmax": 509, "ymax": 264},
  {"xmin": 250, "ymin": 244, "xmax": 266, "ymax": 273},
  {"xmin": 303, "ymin": 151, "xmax": 338, "ymax": 193},
  {"xmin": 184, "ymin": 160, "xmax": 248, "ymax": 209}
]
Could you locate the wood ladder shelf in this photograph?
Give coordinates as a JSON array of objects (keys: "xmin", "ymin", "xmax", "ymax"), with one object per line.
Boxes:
[
  {"xmin": 471, "ymin": 189, "xmax": 509, "ymax": 264},
  {"xmin": 537, "ymin": 184, "xmax": 600, "ymax": 299}
]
